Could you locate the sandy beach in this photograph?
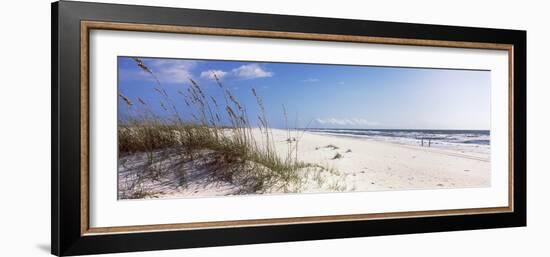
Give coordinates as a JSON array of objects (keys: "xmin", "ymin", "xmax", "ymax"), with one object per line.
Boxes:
[{"xmin": 118, "ymin": 128, "xmax": 490, "ymax": 199}]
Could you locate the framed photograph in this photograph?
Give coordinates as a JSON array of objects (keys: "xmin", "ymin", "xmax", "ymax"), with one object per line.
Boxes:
[{"xmin": 52, "ymin": 1, "xmax": 526, "ymax": 256}]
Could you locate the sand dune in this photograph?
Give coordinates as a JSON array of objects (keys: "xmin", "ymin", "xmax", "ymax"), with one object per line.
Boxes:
[{"xmin": 118, "ymin": 128, "xmax": 490, "ymax": 199}]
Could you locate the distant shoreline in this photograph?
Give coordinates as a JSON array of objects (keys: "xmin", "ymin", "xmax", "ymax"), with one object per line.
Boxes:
[{"xmin": 303, "ymin": 128, "xmax": 490, "ymax": 155}]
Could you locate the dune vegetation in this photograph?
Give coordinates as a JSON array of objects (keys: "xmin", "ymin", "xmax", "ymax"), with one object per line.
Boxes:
[{"xmin": 118, "ymin": 58, "xmax": 329, "ymax": 199}]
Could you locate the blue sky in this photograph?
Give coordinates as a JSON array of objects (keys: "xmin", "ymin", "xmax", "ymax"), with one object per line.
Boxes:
[{"xmin": 118, "ymin": 56, "xmax": 491, "ymax": 130}]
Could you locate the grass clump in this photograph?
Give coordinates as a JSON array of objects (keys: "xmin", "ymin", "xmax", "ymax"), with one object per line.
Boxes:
[{"xmin": 118, "ymin": 58, "xmax": 323, "ymax": 195}]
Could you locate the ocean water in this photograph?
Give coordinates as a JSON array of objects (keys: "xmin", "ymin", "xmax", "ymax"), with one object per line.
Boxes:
[{"xmin": 306, "ymin": 129, "xmax": 490, "ymax": 154}]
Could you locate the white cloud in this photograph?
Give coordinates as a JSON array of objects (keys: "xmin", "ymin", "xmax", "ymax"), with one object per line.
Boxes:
[
  {"xmin": 302, "ymin": 78, "xmax": 319, "ymax": 83},
  {"xmin": 199, "ymin": 64, "xmax": 273, "ymax": 81},
  {"xmin": 148, "ymin": 60, "xmax": 196, "ymax": 83},
  {"xmin": 315, "ymin": 118, "xmax": 380, "ymax": 127},
  {"xmin": 125, "ymin": 59, "xmax": 274, "ymax": 84},
  {"xmin": 231, "ymin": 64, "xmax": 273, "ymax": 79},
  {"xmin": 200, "ymin": 69, "xmax": 228, "ymax": 80}
]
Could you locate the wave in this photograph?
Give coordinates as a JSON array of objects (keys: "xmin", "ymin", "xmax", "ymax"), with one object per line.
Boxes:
[{"xmin": 305, "ymin": 128, "xmax": 491, "ymax": 153}]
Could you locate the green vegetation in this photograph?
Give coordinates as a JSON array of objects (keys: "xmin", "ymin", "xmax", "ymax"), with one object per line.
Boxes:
[{"xmin": 118, "ymin": 58, "xmax": 327, "ymax": 198}]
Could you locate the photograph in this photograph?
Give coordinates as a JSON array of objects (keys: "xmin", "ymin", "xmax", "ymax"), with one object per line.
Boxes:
[
  {"xmin": 46, "ymin": 1, "xmax": 528, "ymax": 255},
  {"xmin": 117, "ymin": 56, "xmax": 492, "ymax": 200}
]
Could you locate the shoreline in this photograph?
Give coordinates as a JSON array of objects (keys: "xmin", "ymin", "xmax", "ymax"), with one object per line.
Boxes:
[
  {"xmin": 307, "ymin": 131, "xmax": 490, "ymax": 162},
  {"xmin": 304, "ymin": 129, "xmax": 490, "ymax": 156}
]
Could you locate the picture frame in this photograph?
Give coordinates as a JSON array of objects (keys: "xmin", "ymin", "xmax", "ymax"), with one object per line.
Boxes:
[{"xmin": 51, "ymin": 1, "xmax": 526, "ymax": 256}]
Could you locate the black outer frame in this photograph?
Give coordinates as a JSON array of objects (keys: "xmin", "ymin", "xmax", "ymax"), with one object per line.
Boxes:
[{"xmin": 51, "ymin": 1, "xmax": 526, "ymax": 256}]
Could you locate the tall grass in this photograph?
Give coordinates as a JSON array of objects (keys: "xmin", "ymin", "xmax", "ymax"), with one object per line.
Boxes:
[{"xmin": 118, "ymin": 58, "xmax": 319, "ymax": 195}]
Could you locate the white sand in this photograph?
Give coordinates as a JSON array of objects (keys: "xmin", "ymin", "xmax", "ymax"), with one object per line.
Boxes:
[
  {"xmin": 263, "ymin": 129, "xmax": 490, "ymax": 192},
  {"xmin": 118, "ymin": 128, "xmax": 490, "ymax": 199}
]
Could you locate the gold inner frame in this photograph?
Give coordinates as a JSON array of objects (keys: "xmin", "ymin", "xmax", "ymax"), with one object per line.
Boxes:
[{"xmin": 80, "ymin": 20, "xmax": 514, "ymax": 236}]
